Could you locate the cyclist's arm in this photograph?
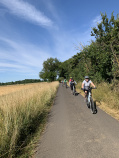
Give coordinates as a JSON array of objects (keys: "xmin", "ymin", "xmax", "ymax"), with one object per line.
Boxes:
[
  {"xmin": 91, "ymin": 82, "xmax": 95, "ymax": 88},
  {"xmin": 82, "ymin": 83, "xmax": 84, "ymax": 89}
]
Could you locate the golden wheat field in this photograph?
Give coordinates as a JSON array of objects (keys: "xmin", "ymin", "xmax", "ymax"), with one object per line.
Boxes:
[
  {"xmin": 0, "ymin": 83, "xmax": 43, "ymax": 96},
  {"xmin": 0, "ymin": 81, "xmax": 59, "ymax": 158}
]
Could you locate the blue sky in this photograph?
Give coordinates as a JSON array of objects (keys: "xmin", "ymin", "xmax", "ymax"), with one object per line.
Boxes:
[{"xmin": 0, "ymin": 0, "xmax": 119, "ymax": 82}]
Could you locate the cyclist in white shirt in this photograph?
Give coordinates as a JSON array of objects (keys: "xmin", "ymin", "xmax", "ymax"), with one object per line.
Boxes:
[{"xmin": 82, "ymin": 76, "xmax": 96, "ymax": 100}]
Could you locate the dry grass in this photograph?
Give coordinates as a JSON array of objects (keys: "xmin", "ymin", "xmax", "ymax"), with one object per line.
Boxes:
[
  {"xmin": 93, "ymin": 82, "xmax": 119, "ymax": 109},
  {"xmin": 0, "ymin": 83, "xmax": 41, "ymax": 96},
  {"xmin": 76, "ymin": 82, "xmax": 119, "ymax": 120},
  {"xmin": 0, "ymin": 82, "xmax": 59, "ymax": 158}
]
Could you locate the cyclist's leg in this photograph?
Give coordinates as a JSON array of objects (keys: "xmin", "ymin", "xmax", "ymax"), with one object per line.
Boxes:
[
  {"xmin": 71, "ymin": 84, "xmax": 73, "ymax": 93},
  {"xmin": 74, "ymin": 85, "xmax": 76, "ymax": 92},
  {"xmin": 70, "ymin": 82, "xmax": 71, "ymax": 88},
  {"xmin": 87, "ymin": 91, "xmax": 90, "ymax": 108},
  {"xmin": 84, "ymin": 90, "xmax": 88, "ymax": 102},
  {"xmin": 73, "ymin": 85, "xmax": 75, "ymax": 95},
  {"xmin": 84, "ymin": 90, "xmax": 88, "ymax": 98}
]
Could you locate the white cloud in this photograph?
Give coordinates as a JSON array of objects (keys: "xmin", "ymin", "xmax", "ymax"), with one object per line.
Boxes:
[
  {"xmin": 0, "ymin": 62, "xmax": 26, "ymax": 69},
  {"xmin": 92, "ymin": 15, "xmax": 102, "ymax": 27},
  {"xmin": 42, "ymin": 0, "xmax": 61, "ymax": 23},
  {"xmin": 0, "ymin": 0, "xmax": 53, "ymax": 27},
  {"xmin": 0, "ymin": 37, "xmax": 51, "ymax": 73}
]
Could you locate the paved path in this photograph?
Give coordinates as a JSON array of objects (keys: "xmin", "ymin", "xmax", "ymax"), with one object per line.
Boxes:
[{"xmin": 34, "ymin": 84, "xmax": 119, "ymax": 158}]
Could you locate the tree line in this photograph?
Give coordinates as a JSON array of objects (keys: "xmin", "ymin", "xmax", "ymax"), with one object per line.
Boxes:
[
  {"xmin": 39, "ymin": 12, "xmax": 119, "ymax": 83},
  {"xmin": 0, "ymin": 79, "xmax": 42, "ymax": 86}
]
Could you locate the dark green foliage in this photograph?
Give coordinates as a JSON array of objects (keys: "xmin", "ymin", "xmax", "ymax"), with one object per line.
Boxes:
[{"xmin": 0, "ymin": 79, "xmax": 41, "ymax": 86}]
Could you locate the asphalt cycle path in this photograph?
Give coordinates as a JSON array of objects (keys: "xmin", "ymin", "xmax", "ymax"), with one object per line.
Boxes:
[{"xmin": 34, "ymin": 84, "xmax": 119, "ymax": 158}]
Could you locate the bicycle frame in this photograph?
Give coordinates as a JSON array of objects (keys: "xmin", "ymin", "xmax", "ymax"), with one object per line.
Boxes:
[
  {"xmin": 65, "ymin": 82, "xmax": 67, "ymax": 88},
  {"xmin": 87, "ymin": 90, "xmax": 91, "ymax": 104},
  {"xmin": 71, "ymin": 83, "xmax": 76, "ymax": 95},
  {"xmin": 84, "ymin": 87, "xmax": 97, "ymax": 114},
  {"xmin": 73, "ymin": 85, "xmax": 75, "ymax": 95}
]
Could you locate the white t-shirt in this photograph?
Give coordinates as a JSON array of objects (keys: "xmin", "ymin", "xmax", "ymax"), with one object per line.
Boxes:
[{"xmin": 82, "ymin": 80, "xmax": 92, "ymax": 90}]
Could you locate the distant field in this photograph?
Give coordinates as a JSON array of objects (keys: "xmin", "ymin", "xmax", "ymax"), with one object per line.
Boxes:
[
  {"xmin": 0, "ymin": 81, "xmax": 59, "ymax": 158},
  {"xmin": 0, "ymin": 83, "xmax": 47, "ymax": 96}
]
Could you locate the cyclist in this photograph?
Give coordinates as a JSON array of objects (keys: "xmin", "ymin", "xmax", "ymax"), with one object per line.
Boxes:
[
  {"xmin": 61, "ymin": 80, "xmax": 64, "ymax": 86},
  {"xmin": 81, "ymin": 76, "xmax": 96, "ymax": 101},
  {"xmin": 70, "ymin": 78, "xmax": 77, "ymax": 93},
  {"xmin": 69, "ymin": 77, "xmax": 72, "ymax": 88},
  {"xmin": 64, "ymin": 78, "xmax": 67, "ymax": 88}
]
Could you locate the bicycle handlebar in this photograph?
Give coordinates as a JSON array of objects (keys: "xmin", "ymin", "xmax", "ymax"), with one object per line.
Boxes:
[{"xmin": 91, "ymin": 87, "xmax": 97, "ymax": 89}]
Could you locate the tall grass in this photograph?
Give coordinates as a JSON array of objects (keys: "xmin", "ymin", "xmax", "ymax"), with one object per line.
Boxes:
[
  {"xmin": 93, "ymin": 82, "xmax": 119, "ymax": 109},
  {"xmin": 0, "ymin": 82, "xmax": 59, "ymax": 158}
]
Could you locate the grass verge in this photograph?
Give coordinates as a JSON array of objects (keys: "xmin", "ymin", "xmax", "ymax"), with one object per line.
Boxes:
[{"xmin": 0, "ymin": 82, "xmax": 59, "ymax": 158}]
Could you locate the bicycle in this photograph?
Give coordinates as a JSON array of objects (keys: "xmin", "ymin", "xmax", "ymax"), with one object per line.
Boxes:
[
  {"xmin": 71, "ymin": 83, "xmax": 76, "ymax": 96},
  {"xmin": 61, "ymin": 81, "xmax": 64, "ymax": 87},
  {"xmin": 64, "ymin": 82, "xmax": 67, "ymax": 88},
  {"xmin": 81, "ymin": 87, "xmax": 97, "ymax": 114}
]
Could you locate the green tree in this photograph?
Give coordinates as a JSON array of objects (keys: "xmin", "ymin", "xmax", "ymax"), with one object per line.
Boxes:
[
  {"xmin": 39, "ymin": 58, "xmax": 60, "ymax": 81},
  {"xmin": 91, "ymin": 12, "xmax": 115, "ymax": 81}
]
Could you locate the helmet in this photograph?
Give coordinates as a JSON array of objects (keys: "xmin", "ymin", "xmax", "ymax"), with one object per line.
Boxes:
[{"xmin": 85, "ymin": 76, "xmax": 89, "ymax": 79}]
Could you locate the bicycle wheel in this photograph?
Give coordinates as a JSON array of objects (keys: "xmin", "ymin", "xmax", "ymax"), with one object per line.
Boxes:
[
  {"xmin": 66, "ymin": 83, "xmax": 67, "ymax": 88},
  {"xmin": 90, "ymin": 97, "xmax": 95, "ymax": 114},
  {"xmin": 74, "ymin": 88, "xmax": 76, "ymax": 96},
  {"xmin": 85, "ymin": 95, "xmax": 89, "ymax": 108},
  {"xmin": 86, "ymin": 99, "xmax": 90, "ymax": 108},
  {"xmin": 73, "ymin": 86, "xmax": 75, "ymax": 95}
]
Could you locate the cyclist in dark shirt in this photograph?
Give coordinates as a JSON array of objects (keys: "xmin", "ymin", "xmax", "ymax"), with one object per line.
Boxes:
[{"xmin": 70, "ymin": 78, "xmax": 77, "ymax": 93}]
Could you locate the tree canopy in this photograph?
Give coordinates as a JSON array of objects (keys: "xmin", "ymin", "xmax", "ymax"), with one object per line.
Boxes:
[{"xmin": 39, "ymin": 57, "xmax": 60, "ymax": 81}]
